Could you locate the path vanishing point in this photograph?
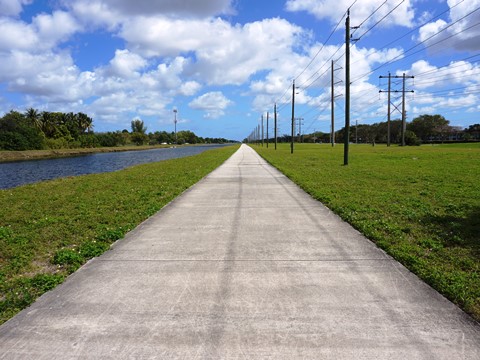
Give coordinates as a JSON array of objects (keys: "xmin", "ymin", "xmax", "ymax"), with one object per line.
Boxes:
[{"xmin": 1, "ymin": 144, "xmax": 479, "ymax": 359}]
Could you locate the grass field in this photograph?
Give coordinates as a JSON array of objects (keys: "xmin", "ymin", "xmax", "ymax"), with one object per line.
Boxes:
[
  {"xmin": 0, "ymin": 144, "xmax": 239, "ymax": 324},
  {"xmin": 255, "ymin": 142, "xmax": 480, "ymax": 321}
]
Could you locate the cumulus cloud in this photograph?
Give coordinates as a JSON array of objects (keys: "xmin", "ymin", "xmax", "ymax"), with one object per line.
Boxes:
[
  {"xmin": 285, "ymin": 0, "xmax": 415, "ymax": 28},
  {"xmin": 0, "ymin": 18, "xmax": 37, "ymax": 51},
  {"xmin": 112, "ymin": 0, "xmax": 233, "ymax": 17},
  {"xmin": 249, "ymin": 40, "xmax": 403, "ymax": 113},
  {"xmin": 189, "ymin": 91, "xmax": 233, "ymax": 119},
  {"xmin": 0, "ymin": 0, "xmax": 31, "ymax": 16},
  {"xmin": 0, "ymin": 11, "xmax": 80, "ymax": 52},
  {"xmin": 408, "ymin": 60, "xmax": 480, "ymax": 90},
  {"xmin": 2, "ymin": 50, "xmax": 95, "ymax": 103},
  {"xmin": 403, "ymin": 58, "xmax": 480, "ymax": 119},
  {"xmin": 120, "ymin": 16, "xmax": 306, "ymax": 86},
  {"xmin": 33, "ymin": 11, "xmax": 80, "ymax": 46},
  {"xmin": 68, "ymin": 0, "xmax": 234, "ymax": 29},
  {"xmin": 106, "ymin": 49, "xmax": 147, "ymax": 78},
  {"xmin": 418, "ymin": 0, "xmax": 480, "ymax": 51}
]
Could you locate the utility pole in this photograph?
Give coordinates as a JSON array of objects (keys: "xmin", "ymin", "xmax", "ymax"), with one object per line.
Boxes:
[
  {"xmin": 379, "ymin": 73, "xmax": 414, "ymax": 146},
  {"xmin": 401, "ymin": 73, "xmax": 413, "ymax": 146},
  {"xmin": 331, "ymin": 60, "xmax": 335, "ymax": 147},
  {"xmin": 291, "ymin": 80, "xmax": 295, "ymax": 154},
  {"xmin": 173, "ymin": 109, "xmax": 178, "ymax": 144},
  {"xmin": 387, "ymin": 73, "xmax": 391, "ymax": 146},
  {"xmin": 344, "ymin": 10, "xmax": 350, "ymax": 165},
  {"xmin": 299, "ymin": 117, "xmax": 302, "ymax": 142},
  {"xmin": 345, "ymin": 11, "xmax": 351, "ymax": 164},
  {"xmin": 274, "ymin": 103, "xmax": 277, "ymax": 150},
  {"xmin": 355, "ymin": 119, "xmax": 358, "ymax": 144},
  {"xmin": 344, "ymin": 9, "xmax": 359, "ymax": 165},
  {"xmin": 266, "ymin": 112, "xmax": 269, "ymax": 148},
  {"xmin": 261, "ymin": 114, "xmax": 264, "ymax": 147},
  {"xmin": 294, "ymin": 117, "xmax": 304, "ymax": 143}
]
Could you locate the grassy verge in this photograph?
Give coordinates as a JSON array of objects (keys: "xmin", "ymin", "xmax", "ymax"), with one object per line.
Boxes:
[
  {"xmin": 255, "ymin": 143, "xmax": 480, "ymax": 321},
  {"xmin": 0, "ymin": 144, "xmax": 239, "ymax": 324},
  {"xmin": 0, "ymin": 144, "xmax": 177, "ymax": 163}
]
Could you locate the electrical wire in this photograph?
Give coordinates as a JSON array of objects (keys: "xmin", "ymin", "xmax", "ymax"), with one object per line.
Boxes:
[
  {"xmin": 294, "ymin": 12, "xmax": 346, "ymax": 82},
  {"xmin": 355, "ymin": 0, "xmax": 405, "ymax": 41},
  {"xmin": 352, "ymin": 4, "xmax": 480, "ymax": 83}
]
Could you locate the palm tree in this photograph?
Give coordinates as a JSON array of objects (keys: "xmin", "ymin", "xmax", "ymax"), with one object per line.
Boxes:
[
  {"xmin": 40, "ymin": 111, "xmax": 55, "ymax": 138},
  {"xmin": 131, "ymin": 119, "xmax": 147, "ymax": 134},
  {"xmin": 25, "ymin": 108, "xmax": 42, "ymax": 129},
  {"xmin": 77, "ymin": 113, "xmax": 93, "ymax": 133}
]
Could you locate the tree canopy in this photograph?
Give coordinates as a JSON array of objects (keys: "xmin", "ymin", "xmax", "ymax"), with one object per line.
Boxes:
[{"xmin": 0, "ymin": 109, "xmax": 235, "ymax": 150}]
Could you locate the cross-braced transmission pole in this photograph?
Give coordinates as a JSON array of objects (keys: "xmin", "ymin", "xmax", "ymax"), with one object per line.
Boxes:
[{"xmin": 379, "ymin": 73, "xmax": 414, "ymax": 146}]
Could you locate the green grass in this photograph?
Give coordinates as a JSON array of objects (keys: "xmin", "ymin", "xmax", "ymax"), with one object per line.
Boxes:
[
  {"xmin": 255, "ymin": 142, "xmax": 480, "ymax": 321},
  {"xmin": 0, "ymin": 145, "xmax": 239, "ymax": 324}
]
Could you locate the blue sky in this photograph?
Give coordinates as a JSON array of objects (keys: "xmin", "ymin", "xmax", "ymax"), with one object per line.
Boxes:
[{"xmin": 0, "ymin": 0, "xmax": 479, "ymax": 140}]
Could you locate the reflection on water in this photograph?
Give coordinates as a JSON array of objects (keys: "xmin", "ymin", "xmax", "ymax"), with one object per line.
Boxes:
[{"xmin": 0, "ymin": 145, "xmax": 229, "ymax": 189}]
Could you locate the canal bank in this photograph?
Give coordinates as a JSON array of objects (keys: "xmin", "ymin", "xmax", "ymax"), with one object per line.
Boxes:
[
  {"xmin": 0, "ymin": 144, "xmax": 233, "ymax": 189},
  {"xmin": 0, "ymin": 145, "xmax": 173, "ymax": 163}
]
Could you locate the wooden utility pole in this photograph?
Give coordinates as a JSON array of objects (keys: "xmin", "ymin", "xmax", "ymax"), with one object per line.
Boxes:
[
  {"xmin": 274, "ymin": 103, "xmax": 277, "ymax": 150},
  {"xmin": 331, "ymin": 60, "xmax": 335, "ymax": 147},
  {"xmin": 266, "ymin": 112, "xmax": 269, "ymax": 148},
  {"xmin": 344, "ymin": 9, "xmax": 359, "ymax": 164},
  {"xmin": 291, "ymin": 80, "xmax": 295, "ymax": 154},
  {"xmin": 261, "ymin": 114, "xmax": 264, "ymax": 147},
  {"xmin": 344, "ymin": 11, "xmax": 351, "ymax": 165}
]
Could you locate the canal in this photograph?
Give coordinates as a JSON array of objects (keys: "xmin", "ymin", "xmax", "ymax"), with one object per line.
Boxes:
[{"xmin": 0, "ymin": 145, "xmax": 230, "ymax": 189}]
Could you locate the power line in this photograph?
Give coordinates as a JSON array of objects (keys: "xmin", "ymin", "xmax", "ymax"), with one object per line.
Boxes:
[
  {"xmin": 294, "ymin": 12, "xmax": 347, "ymax": 82},
  {"xmin": 355, "ymin": 0, "xmax": 405, "ymax": 41},
  {"xmin": 352, "ymin": 0, "xmax": 466, "ymax": 67},
  {"xmin": 352, "ymin": 4, "xmax": 480, "ymax": 83}
]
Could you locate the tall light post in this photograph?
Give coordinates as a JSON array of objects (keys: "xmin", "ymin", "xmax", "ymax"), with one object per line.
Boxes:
[{"xmin": 173, "ymin": 109, "xmax": 178, "ymax": 144}]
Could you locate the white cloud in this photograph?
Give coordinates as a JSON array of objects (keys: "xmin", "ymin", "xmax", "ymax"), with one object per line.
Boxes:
[
  {"xmin": 409, "ymin": 59, "xmax": 479, "ymax": 90},
  {"xmin": 179, "ymin": 81, "xmax": 202, "ymax": 96},
  {"xmin": 33, "ymin": 11, "xmax": 80, "ymax": 47},
  {"xmin": 0, "ymin": 18, "xmax": 37, "ymax": 51},
  {"xmin": 106, "ymin": 49, "xmax": 147, "ymax": 78},
  {"xmin": 119, "ymin": 16, "xmax": 306, "ymax": 86},
  {"xmin": 189, "ymin": 91, "xmax": 233, "ymax": 119},
  {"xmin": 0, "ymin": 11, "xmax": 80, "ymax": 52},
  {"xmin": 285, "ymin": 0, "xmax": 415, "ymax": 28},
  {"xmin": 418, "ymin": 0, "xmax": 480, "ymax": 51},
  {"xmin": 70, "ymin": 0, "xmax": 233, "ymax": 21},
  {"xmin": 0, "ymin": 50, "xmax": 86, "ymax": 100},
  {"xmin": 0, "ymin": 0, "xmax": 31, "ymax": 16}
]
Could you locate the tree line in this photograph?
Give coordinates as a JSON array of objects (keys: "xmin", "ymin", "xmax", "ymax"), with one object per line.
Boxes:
[
  {"xmin": 256, "ymin": 114, "xmax": 479, "ymax": 145},
  {"xmin": 0, "ymin": 109, "xmax": 235, "ymax": 151}
]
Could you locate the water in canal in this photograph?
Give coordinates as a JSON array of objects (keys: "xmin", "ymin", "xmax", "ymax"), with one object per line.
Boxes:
[{"xmin": 0, "ymin": 145, "xmax": 230, "ymax": 190}]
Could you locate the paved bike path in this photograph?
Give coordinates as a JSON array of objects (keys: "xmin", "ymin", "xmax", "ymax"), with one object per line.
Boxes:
[{"xmin": 1, "ymin": 144, "xmax": 479, "ymax": 359}]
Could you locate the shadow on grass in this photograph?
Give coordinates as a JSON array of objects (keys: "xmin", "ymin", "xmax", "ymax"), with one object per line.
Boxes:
[{"xmin": 423, "ymin": 205, "xmax": 480, "ymax": 256}]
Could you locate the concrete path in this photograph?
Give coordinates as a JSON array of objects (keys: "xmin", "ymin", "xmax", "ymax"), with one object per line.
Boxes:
[{"xmin": 1, "ymin": 144, "xmax": 479, "ymax": 359}]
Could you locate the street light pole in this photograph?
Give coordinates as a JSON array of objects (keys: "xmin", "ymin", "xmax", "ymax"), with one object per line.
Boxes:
[{"xmin": 173, "ymin": 109, "xmax": 178, "ymax": 144}]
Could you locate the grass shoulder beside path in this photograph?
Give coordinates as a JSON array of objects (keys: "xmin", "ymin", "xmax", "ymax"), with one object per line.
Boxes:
[
  {"xmin": 0, "ymin": 144, "xmax": 239, "ymax": 324},
  {"xmin": 255, "ymin": 143, "xmax": 480, "ymax": 322}
]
